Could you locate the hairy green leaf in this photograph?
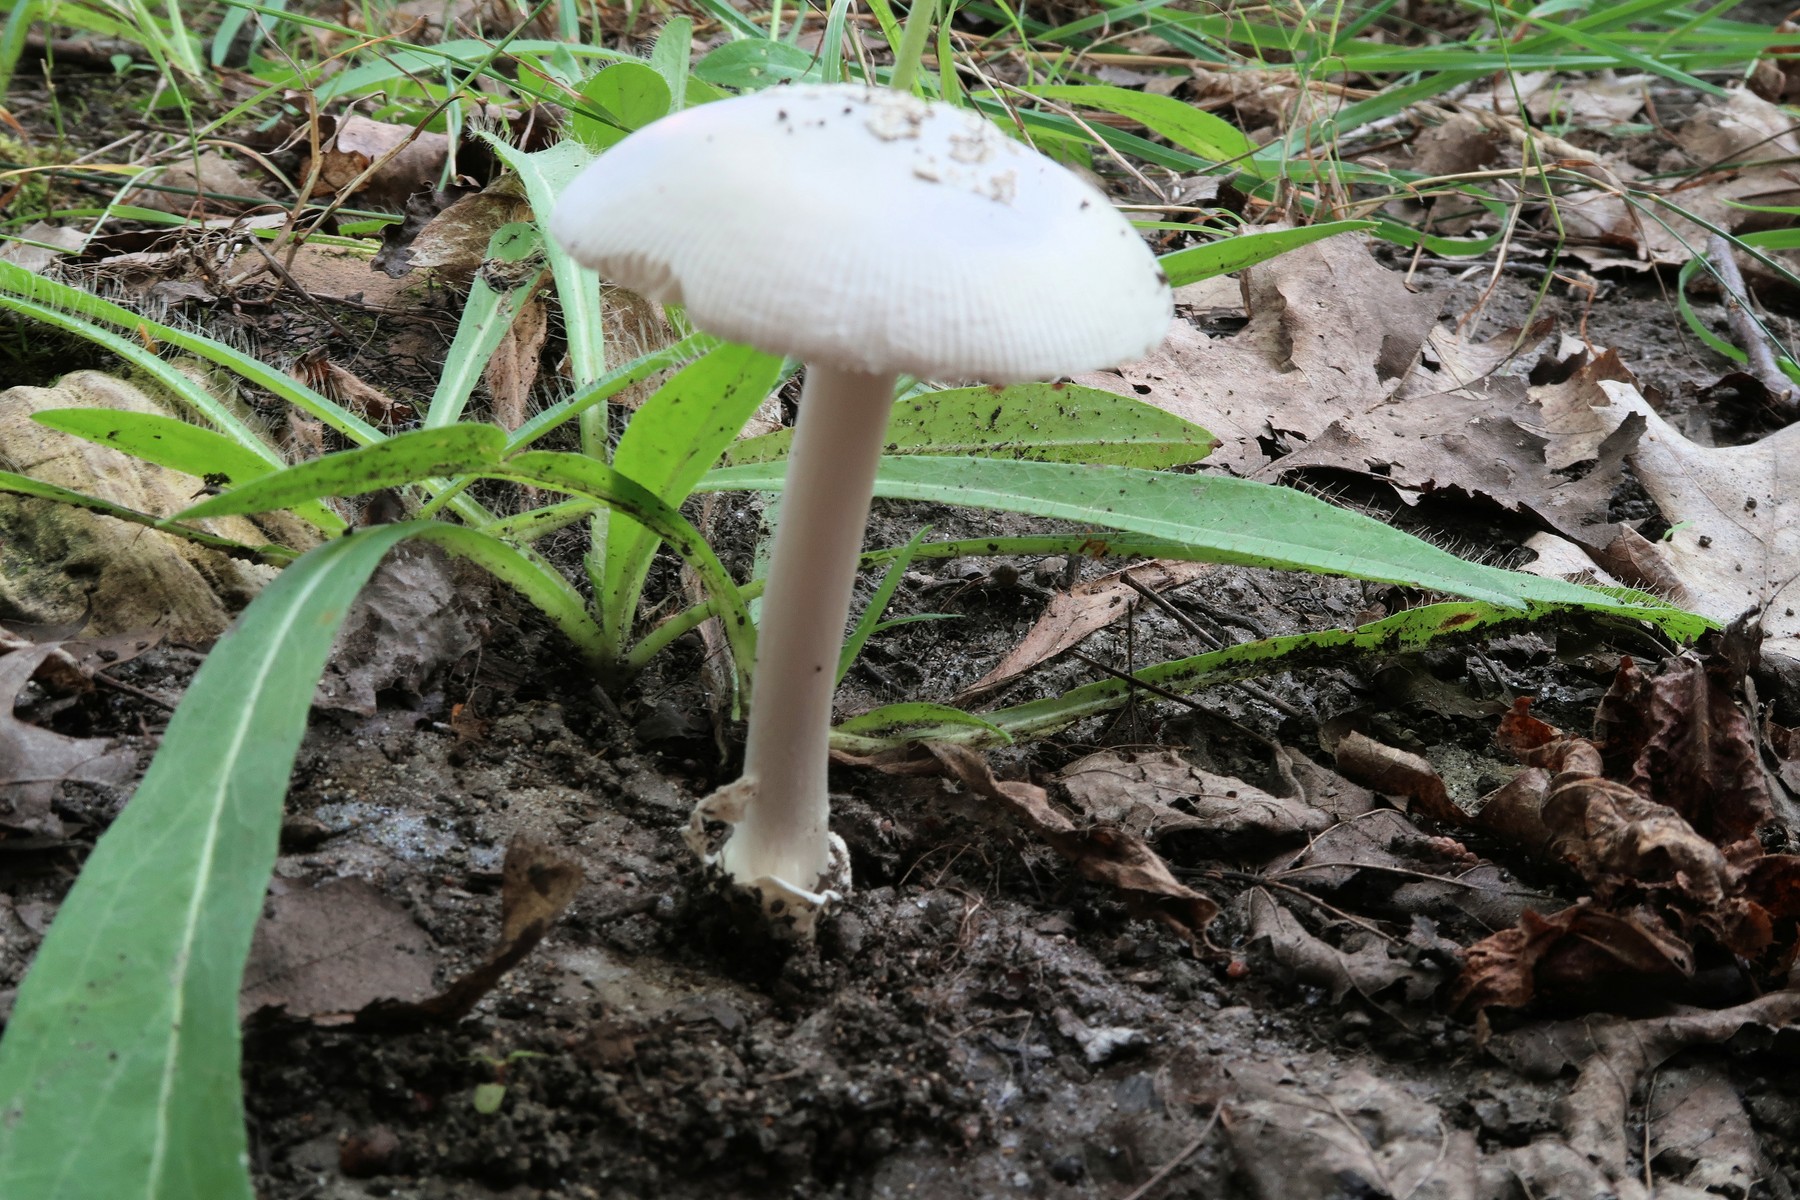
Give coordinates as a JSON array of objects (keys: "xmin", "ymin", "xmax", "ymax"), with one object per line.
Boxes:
[{"xmin": 725, "ymin": 383, "xmax": 1215, "ymax": 470}]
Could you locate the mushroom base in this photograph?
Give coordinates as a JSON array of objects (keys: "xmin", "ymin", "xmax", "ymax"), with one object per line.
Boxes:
[{"xmin": 685, "ymin": 777, "xmax": 851, "ymax": 939}]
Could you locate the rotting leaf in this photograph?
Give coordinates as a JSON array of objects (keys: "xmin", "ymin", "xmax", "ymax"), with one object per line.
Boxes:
[
  {"xmin": 240, "ymin": 878, "xmax": 438, "ymax": 1021},
  {"xmin": 0, "ymin": 644, "xmax": 134, "ymax": 836},
  {"xmin": 1453, "ymin": 901, "xmax": 1694, "ymax": 1013},
  {"xmin": 356, "ymin": 835, "xmax": 582, "ymax": 1031},
  {"xmin": 1245, "ymin": 889, "xmax": 1434, "ymax": 1007},
  {"xmin": 1592, "ymin": 649, "xmax": 1772, "ymax": 845},
  {"xmin": 926, "ymin": 744, "xmax": 1217, "ymax": 941}
]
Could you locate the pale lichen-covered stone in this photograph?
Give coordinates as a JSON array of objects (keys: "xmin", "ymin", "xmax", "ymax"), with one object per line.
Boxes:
[{"xmin": 0, "ymin": 368, "xmax": 319, "ymax": 640}]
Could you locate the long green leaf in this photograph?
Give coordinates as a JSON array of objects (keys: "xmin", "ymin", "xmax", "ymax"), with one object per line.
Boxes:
[
  {"xmin": 601, "ymin": 344, "xmax": 783, "ymax": 655},
  {"xmin": 0, "ymin": 523, "xmax": 422, "ymax": 1200},
  {"xmin": 1026, "ymin": 83, "xmax": 1256, "ymax": 162},
  {"xmin": 176, "ymin": 425, "xmax": 508, "ymax": 520},
  {"xmin": 725, "ymin": 383, "xmax": 1216, "ymax": 469},
  {"xmin": 31, "ymin": 410, "xmax": 347, "ymax": 534},
  {"xmin": 698, "ymin": 455, "xmax": 1694, "ymax": 618},
  {"xmin": 1159, "ymin": 221, "xmax": 1376, "ymax": 288}
]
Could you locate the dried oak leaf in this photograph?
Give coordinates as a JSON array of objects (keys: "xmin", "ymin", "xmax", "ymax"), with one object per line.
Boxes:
[
  {"xmin": 1246, "ymin": 889, "xmax": 1435, "ymax": 1006},
  {"xmin": 1452, "ymin": 901, "xmax": 1693, "ymax": 1012},
  {"xmin": 927, "ymin": 744, "xmax": 1217, "ymax": 940}
]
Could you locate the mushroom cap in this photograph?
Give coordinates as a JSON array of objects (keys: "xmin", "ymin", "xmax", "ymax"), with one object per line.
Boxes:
[{"xmin": 550, "ymin": 83, "xmax": 1171, "ymax": 382}]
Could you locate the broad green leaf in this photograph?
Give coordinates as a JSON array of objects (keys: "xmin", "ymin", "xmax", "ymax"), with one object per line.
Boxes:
[
  {"xmin": 571, "ymin": 61, "xmax": 671, "ymax": 150},
  {"xmin": 601, "ymin": 344, "xmax": 784, "ymax": 657},
  {"xmin": 0, "ymin": 523, "xmax": 421, "ymax": 1200},
  {"xmin": 1027, "ymin": 83, "xmax": 1256, "ymax": 162},
  {"xmin": 648, "ymin": 15, "xmax": 693, "ymax": 110},
  {"xmin": 1158, "ymin": 221, "xmax": 1375, "ymax": 288},
  {"xmin": 831, "ymin": 702, "xmax": 1013, "ymax": 752},
  {"xmin": 494, "ymin": 451, "xmax": 758, "ymax": 691},
  {"xmin": 32, "ymin": 409, "xmax": 347, "ymax": 534},
  {"xmin": 697, "ymin": 455, "xmax": 1698, "ymax": 618},
  {"xmin": 176, "ymin": 425, "xmax": 508, "ymax": 520},
  {"xmin": 726, "ymin": 383, "xmax": 1216, "ymax": 470},
  {"xmin": 694, "ymin": 39, "xmax": 817, "ymax": 88},
  {"xmin": 0, "ymin": 470, "xmax": 296, "ymax": 562}
]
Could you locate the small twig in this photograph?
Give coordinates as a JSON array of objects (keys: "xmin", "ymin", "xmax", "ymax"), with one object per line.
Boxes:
[
  {"xmin": 1122, "ymin": 572, "xmax": 1309, "ymax": 721},
  {"xmin": 1119, "ymin": 1103, "xmax": 1223, "ymax": 1200},
  {"xmin": 1706, "ymin": 232, "xmax": 1798, "ymax": 413}
]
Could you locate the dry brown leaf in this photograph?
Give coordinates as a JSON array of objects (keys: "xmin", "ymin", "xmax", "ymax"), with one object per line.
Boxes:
[
  {"xmin": 484, "ymin": 290, "xmax": 550, "ymax": 431},
  {"xmin": 240, "ymin": 877, "xmax": 438, "ymax": 1020},
  {"xmin": 1058, "ymin": 749, "xmax": 1328, "ymax": 844},
  {"xmin": 309, "ymin": 115, "xmax": 450, "ymax": 206},
  {"xmin": 1076, "ymin": 233, "xmax": 1439, "ymax": 476},
  {"xmin": 1487, "ymin": 992, "xmax": 1800, "ymax": 1200},
  {"xmin": 291, "ymin": 351, "xmax": 414, "ymax": 428},
  {"xmin": 0, "ymin": 644, "xmax": 134, "ymax": 836},
  {"xmin": 402, "ymin": 185, "xmax": 530, "ymax": 280},
  {"xmin": 1581, "ymin": 380, "xmax": 1800, "ymax": 657},
  {"xmin": 1245, "ymin": 889, "xmax": 1431, "ymax": 1006},
  {"xmin": 926, "ymin": 744, "xmax": 1217, "ymax": 941},
  {"xmin": 956, "ymin": 560, "xmax": 1213, "ymax": 700},
  {"xmin": 1333, "ymin": 731, "xmax": 1463, "ymax": 824},
  {"xmin": 1453, "ymin": 901, "xmax": 1694, "ymax": 1012},
  {"xmin": 1593, "ymin": 654, "xmax": 1772, "ymax": 844}
]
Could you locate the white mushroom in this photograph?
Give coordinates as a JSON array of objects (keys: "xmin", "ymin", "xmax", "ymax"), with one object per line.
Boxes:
[{"xmin": 551, "ymin": 83, "xmax": 1171, "ymax": 931}]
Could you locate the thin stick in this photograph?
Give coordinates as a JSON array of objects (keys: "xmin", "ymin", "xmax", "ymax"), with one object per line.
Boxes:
[
  {"xmin": 1119, "ymin": 1104, "xmax": 1223, "ymax": 1200},
  {"xmin": 1707, "ymin": 232, "xmax": 1798, "ymax": 413}
]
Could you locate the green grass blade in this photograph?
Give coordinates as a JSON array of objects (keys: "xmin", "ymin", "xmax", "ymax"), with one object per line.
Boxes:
[
  {"xmin": 1159, "ymin": 221, "xmax": 1376, "ymax": 288},
  {"xmin": 425, "ymin": 276, "xmax": 523, "ymax": 428},
  {"xmin": 832, "ymin": 701, "xmax": 1013, "ymax": 752},
  {"xmin": 837, "ymin": 526, "xmax": 930, "ymax": 686},
  {"xmin": 726, "ymin": 382, "xmax": 1216, "ymax": 469},
  {"xmin": 698, "ymin": 456, "xmax": 1701, "ymax": 618},
  {"xmin": 31, "ymin": 410, "xmax": 347, "ymax": 534},
  {"xmin": 983, "ymin": 599, "xmax": 1711, "ymax": 742},
  {"xmin": 0, "ymin": 523, "xmax": 422, "ymax": 1200},
  {"xmin": 504, "ymin": 333, "xmax": 717, "ymax": 452},
  {"xmin": 176, "ymin": 426, "xmax": 508, "ymax": 520},
  {"xmin": 1025, "ymin": 83, "xmax": 1256, "ymax": 163},
  {"xmin": 407, "ymin": 523, "xmax": 606, "ymax": 663},
  {"xmin": 601, "ymin": 344, "xmax": 783, "ymax": 658},
  {"xmin": 0, "ymin": 261, "xmax": 379, "ymax": 446}
]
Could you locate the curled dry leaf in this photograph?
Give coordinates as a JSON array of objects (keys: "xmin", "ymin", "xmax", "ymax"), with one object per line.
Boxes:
[
  {"xmin": 1245, "ymin": 889, "xmax": 1434, "ymax": 1007},
  {"xmin": 1452, "ymin": 900, "xmax": 1694, "ymax": 1013},
  {"xmin": 0, "ymin": 644, "xmax": 134, "ymax": 836},
  {"xmin": 356, "ymin": 835, "xmax": 582, "ymax": 1031},
  {"xmin": 925, "ymin": 744, "xmax": 1218, "ymax": 941},
  {"xmin": 1332, "ymin": 731, "xmax": 1462, "ymax": 825}
]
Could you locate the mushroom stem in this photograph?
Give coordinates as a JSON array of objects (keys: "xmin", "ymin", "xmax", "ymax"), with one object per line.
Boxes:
[{"xmin": 721, "ymin": 364, "xmax": 898, "ymax": 891}]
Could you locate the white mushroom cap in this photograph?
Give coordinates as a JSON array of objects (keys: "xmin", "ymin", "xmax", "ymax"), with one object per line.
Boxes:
[{"xmin": 550, "ymin": 83, "xmax": 1171, "ymax": 382}]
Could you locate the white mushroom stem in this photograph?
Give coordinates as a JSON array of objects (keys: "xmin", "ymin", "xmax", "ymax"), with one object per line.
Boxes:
[{"xmin": 719, "ymin": 364, "xmax": 898, "ymax": 891}]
